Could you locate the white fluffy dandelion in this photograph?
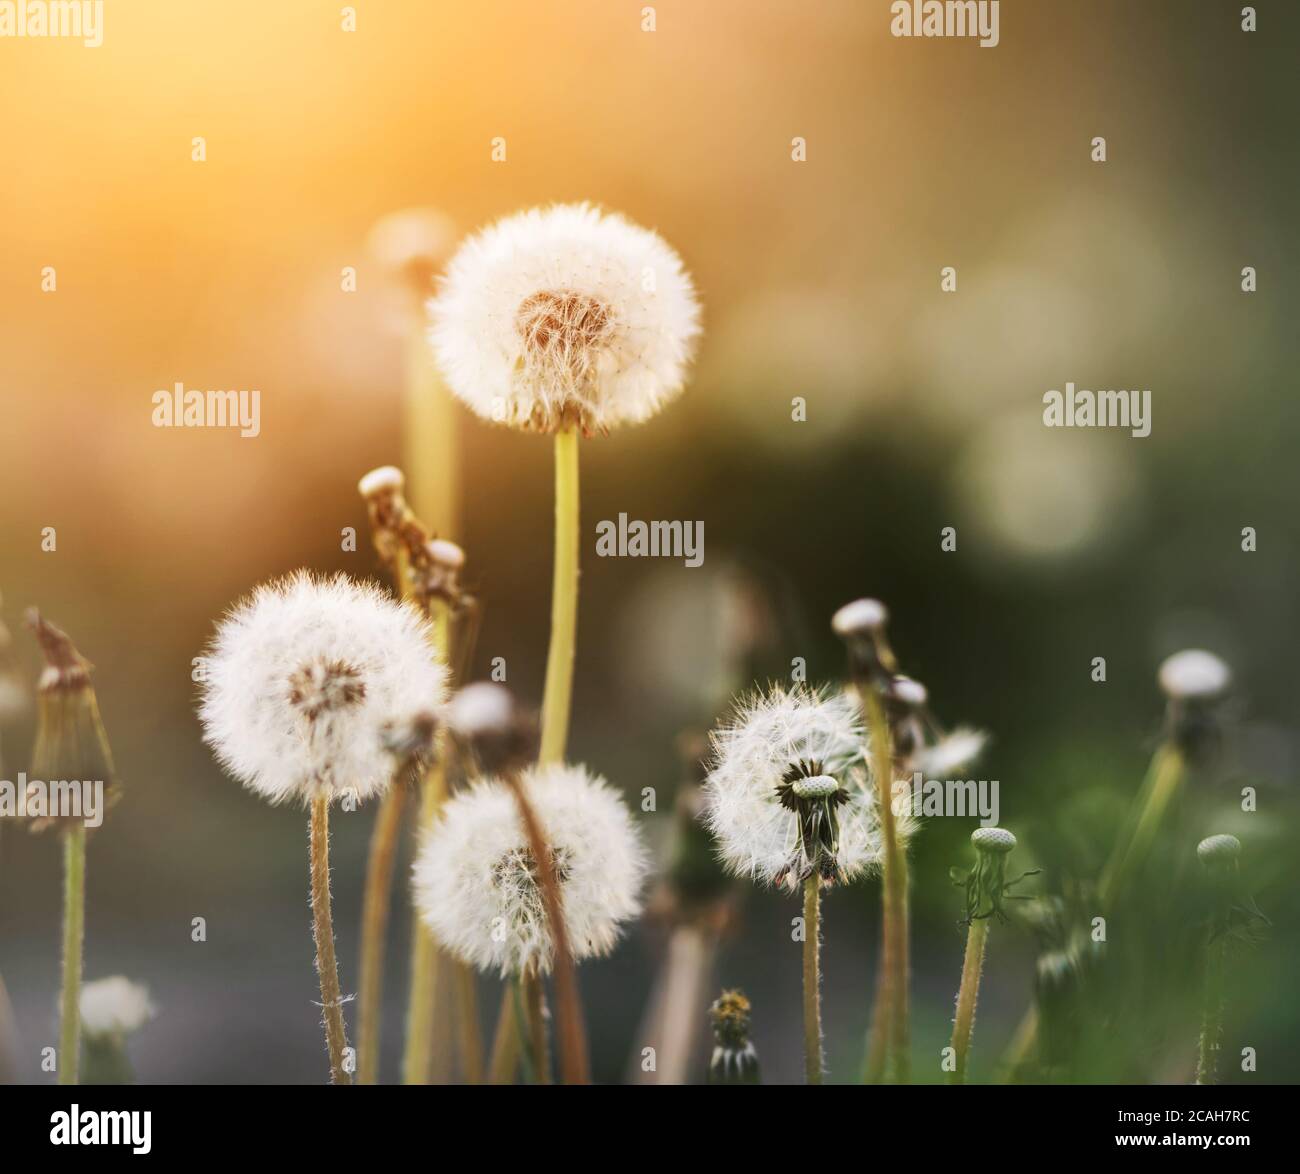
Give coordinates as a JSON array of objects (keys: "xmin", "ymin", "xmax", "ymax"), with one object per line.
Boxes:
[
  {"xmin": 704, "ymin": 685, "xmax": 907, "ymax": 892},
  {"xmin": 1158, "ymin": 649, "xmax": 1231, "ymax": 702},
  {"xmin": 428, "ymin": 202, "xmax": 701, "ymax": 434},
  {"xmin": 79, "ymin": 976, "xmax": 155, "ymax": 1040},
  {"xmin": 198, "ymin": 571, "xmax": 448, "ymax": 806},
  {"xmin": 413, "ymin": 764, "xmax": 647, "ymax": 977}
]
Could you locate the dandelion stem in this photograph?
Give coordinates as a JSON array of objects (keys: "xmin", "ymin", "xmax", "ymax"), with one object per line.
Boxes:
[
  {"xmin": 539, "ymin": 426, "xmax": 580, "ymax": 766},
  {"xmin": 58, "ymin": 823, "xmax": 86, "ymax": 1086},
  {"xmin": 862, "ymin": 687, "xmax": 909, "ymax": 1082},
  {"xmin": 402, "ymin": 320, "xmax": 458, "ymax": 535},
  {"xmin": 402, "ymin": 601, "xmax": 451, "ymax": 1085},
  {"xmin": 309, "ymin": 797, "xmax": 352, "ymax": 1084},
  {"xmin": 802, "ymin": 875, "xmax": 823, "ymax": 1084},
  {"xmin": 1098, "ymin": 743, "xmax": 1186, "ymax": 910},
  {"xmin": 1196, "ymin": 931, "xmax": 1226, "ymax": 1084},
  {"xmin": 356, "ymin": 782, "xmax": 406, "ymax": 1084},
  {"xmin": 503, "ymin": 770, "xmax": 590, "ymax": 1083},
  {"xmin": 454, "ymin": 961, "xmax": 483, "ymax": 1083},
  {"xmin": 950, "ymin": 916, "xmax": 989, "ymax": 1084},
  {"xmin": 488, "ymin": 987, "xmax": 521, "ymax": 1084}
]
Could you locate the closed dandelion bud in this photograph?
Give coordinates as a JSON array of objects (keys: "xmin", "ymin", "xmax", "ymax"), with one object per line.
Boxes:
[
  {"xmin": 429, "ymin": 203, "xmax": 701, "ymax": 434},
  {"xmin": 78, "ymin": 976, "xmax": 155, "ymax": 1085},
  {"xmin": 1158, "ymin": 650, "xmax": 1231, "ymax": 759},
  {"xmin": 708, "ymin": 989, "xmax": 760, "ymax": 1085},
  {"xmin": 444, "ymin": 682, "xmax": 539, "ymax": 776},
  {"xmin": 831, "ymin": 597, "xmax": 896, "ymax": 685},
  {"xmin": 24, "ymin": 611, "xmax": 118, "ymax": 834}
]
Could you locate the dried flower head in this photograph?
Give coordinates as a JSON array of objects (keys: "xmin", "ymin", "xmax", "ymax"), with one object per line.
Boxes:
[
  {"xmin": 882, "ymin": 674, "xmax": 988, "ymax": 778},
  {"xmin": 79, "ymin": 976, "xmax": 155, "ymax": 1040},
  {"xmin": 413, "ymin": 763, "xmax": 647, "ymax": 976},
  {"xmin": 198, "ymin": 571, "xmax": 447, "ymax": 806},
  {"xmin": 429, "ymin": 203, "xmax": 701, "ymax": 433},
  {"xmin": 831, "ymin": 597, "xmax": 898, "ymax": 684},
  {"xmin": 704, "ymin": 685, "xmax": 906, "ymax": 892},
  {"xmin": 708, "ymin": 989, "xmax": 760, "ymax": 1085}
]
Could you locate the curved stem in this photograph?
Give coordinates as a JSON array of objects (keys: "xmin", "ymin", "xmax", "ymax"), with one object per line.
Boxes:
[
  {"xmin": 950, "ymin": 916, "xmax": 989, "ymax": 1084},
  {"xmin": 310, "ymin": 797, "xmax": 352, "ymax": 1084},
  {"xmin": 1098, "ymin": 744, "xmax": 1185, "ymax": 910},
  {"xmin": 58, "ymin": 823, "xmax": 86, "ymax": 1086},
  {"xmin": 802, "ymin": 875, "xmax": 823, "ymax": 1084},
  {"xmin": 503, "ymin": 770, "xmax": 590, "ymax": 1083},
  {"xmin": 539, "ymin": 426, "xmax": 580, "ymax": 766},
  {"xmin": 356, "ymin": 784, "xmax": 406, "ymax": 1084}
]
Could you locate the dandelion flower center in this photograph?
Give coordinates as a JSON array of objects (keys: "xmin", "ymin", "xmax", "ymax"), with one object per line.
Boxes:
[
  {"xmin": 790, "ymin": 773, "xmax": 840, "ymax": 800},
  {"xmin": 287, "ymin": 657, "xmax": 367, "ymax": 721}
]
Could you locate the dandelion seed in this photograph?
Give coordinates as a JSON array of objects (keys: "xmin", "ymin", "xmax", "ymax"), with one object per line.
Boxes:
[{"xmin": 413, "ymin": 763, "xmax": 647, "ymax": 979}]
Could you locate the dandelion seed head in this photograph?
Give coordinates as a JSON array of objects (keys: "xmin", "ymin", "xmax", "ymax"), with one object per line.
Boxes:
[
  {"xmin": 198, "ymin": 571, "xmax": 447, "ymax": 806},
  {"xmin": 704, "ymin": 685, "xmax": 907, "ymax": 891},
  {"xmin": 428, "ymin": 203, "xmax": 701, "ymax": 433},
  {"xmin": 445, "ymin": 682, "xmax": 515, "ymax": 739},
  {"xmin": 79, "ymin": 976, "xmax": 155, "ymax": 1039},
  {"xmin": 413, "ymin": 763, "xmax": 648, "ymax": 976},
  {"xmin": 1158, "ymin": 649, "xmax": 1231, "ymax": 702}
]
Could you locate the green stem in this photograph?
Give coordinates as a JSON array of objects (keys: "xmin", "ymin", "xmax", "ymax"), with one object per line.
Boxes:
[
  {"xmin": 803, "ymin": 875, "xmax": 823, "ymax": 1084},
  {"xmin": 950, "ymin": 916, "xmax": 989, "ymax": 1084},
  {"xmin": 539, "ymin": 426, "xmax": 580, "ymax": 766},
  {"xmin": 58, "ymin": 823, "xmax": 86, "ymax": 1086},
  {"xmin": 310, "ymin": 798, "xmax": 352, "ymax": 1084},
  {"xmin": 1098, "ymin": 744, "xmax": 1186, "ymax": 910},
  {"xmin": 402, "ymin": 321, "xmax": 458, "ymax": 535},
  {"xmin": 1196, "ymin": 933, "xmax": 1226, "ymax": 1085}
]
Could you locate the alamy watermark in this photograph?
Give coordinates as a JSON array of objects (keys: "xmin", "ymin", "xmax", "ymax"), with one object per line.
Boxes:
[
  {"xmin": 0, "ymin": 1, "xmax": 103, "ymax": 47},
  {"xmin": 152, "ymin": 383, "xmax": 261, "ymax": 438},
  {"xmin": 893, "ymin": 771, "xmax": 1000, "ymax": 827},
  {"xmin": 595, "ymin": 513, "xmax": 703, "ymax": 568},
  {"xmin": 1043, "ymin": 382, "xmax": 1151, "ymax": 438},
  {"xmin": 0, "ymin": 775, "xmax": 105, "ymax": 827},
  {"xmin": 890, "ymin": 0, "xmax": 999, "ymax": 48}
]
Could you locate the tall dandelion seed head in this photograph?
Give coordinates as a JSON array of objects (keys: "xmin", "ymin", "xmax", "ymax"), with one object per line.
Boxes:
[
  {"xmin": 429, "ymin": 203, "xmax": 701, "ymax": 433},
  {"xmin": 198, "ymin": 571, "xmax": 447, "ymax": 806},
  {"xmin": 412, "ymin": 763, "xmax": 648, "ymax": 977},
  {"xmin": 704, "ymin": 685, "xmax": 909, "ymax": 891}
]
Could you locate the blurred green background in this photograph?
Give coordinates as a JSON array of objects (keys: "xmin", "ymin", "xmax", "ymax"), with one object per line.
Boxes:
[{"xmin": 0, "ymin": 0, "xmax": 1296, "ymax": 1082}]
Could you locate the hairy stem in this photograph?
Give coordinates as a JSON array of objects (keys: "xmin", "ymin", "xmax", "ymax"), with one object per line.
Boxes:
[
  {"xmin": 58, "ymin": 823, "xmax": 86, "ymax": 1086},
  {"xmin": 1196, "ymin": 933, "xmax": 1226, "ymax": 1085},
  {"xmin": 356, "ymin": 783, "xmax": 406, "ymax": 1084},
  {"xmin": 803, "ymin": 875, "xmax": 823, "ymax": 1085},
  {"xmin": 862, "ymin": 687, "xmax": 909, "ymax": 1082},
  {"xmin": 310, "ymin": 797, "xmax": 352, "ymax": 1084},
  {"xmin": 539, "ymin": 426, "xmax": 580, "ymax": 766},
  {"xmin": 950, "ymin": 916, "xmax": 989, "ymax": 1084}
]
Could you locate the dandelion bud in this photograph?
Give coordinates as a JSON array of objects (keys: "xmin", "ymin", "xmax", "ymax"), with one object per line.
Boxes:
[
  {"xmin": 23, "ymin": 611, "xmax": 117, "ymax": 834},
  {"xmin": 1158, "ymin": 650, "xmax": 1231, "ymax": 759},
  {"xmin": 77, "ymin": 976, "xmax": 155, "ymax": 1086},
  {"xmin": 445, "ymin": 683, "xmax": 539, "ymax": 776},
  {"xmin": 1196, "ymin": 833, "xmax": 1241, "ymax": 868},
  {"xmin": 955, "ymin": 826, "xmax": 1038, "ymax": 923},
  {"xmin": 831, "ymin": 597, "xmax": 897, "ymax": 685},
  {"xmin": 708, "ymin": 989, "xmax": 760, "ymax": 1085}
]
